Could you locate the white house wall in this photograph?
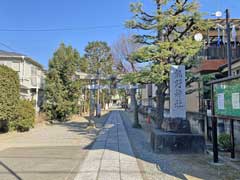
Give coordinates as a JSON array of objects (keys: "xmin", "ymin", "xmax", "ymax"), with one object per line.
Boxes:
[{"xmin": 0, "ymin": 57, "xmax": 45, "ymax": 112}]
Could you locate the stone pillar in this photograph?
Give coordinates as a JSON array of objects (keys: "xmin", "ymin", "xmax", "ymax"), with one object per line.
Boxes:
[{"xmin": 162, "ymin": 65, "xmax": 190, "ymax": 133}]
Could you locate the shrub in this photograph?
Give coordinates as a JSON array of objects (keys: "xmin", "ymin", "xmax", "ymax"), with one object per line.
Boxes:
[
  {"xmin": 218, "ymin": 133, "xmax": 232, "ymax": 152},
  {"xmin": 0, "ymin": 65, "xmax": 20, "ymax": 132},
  {"xmin": 10, "ymin": 99, "xmax": 35, "ymax": 132}
]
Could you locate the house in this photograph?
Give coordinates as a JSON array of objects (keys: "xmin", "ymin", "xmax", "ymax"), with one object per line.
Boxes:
[{"xmin": 0, "ymin": 50, "xmax": 45, "ymax": 112}]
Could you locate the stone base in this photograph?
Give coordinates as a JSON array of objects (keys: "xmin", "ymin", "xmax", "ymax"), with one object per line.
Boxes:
[
  {"xmin": 151, "ymin": 128, "xmax": 205, "ymax": 154},
  {"xmin": 161, "ymin": 118, "xmax": 191, "ymax": 133}
]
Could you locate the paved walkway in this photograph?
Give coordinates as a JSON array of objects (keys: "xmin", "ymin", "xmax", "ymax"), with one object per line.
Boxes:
[{"xmin": 74, "ymin": 111, "xmax": 143, "ymax": 180}]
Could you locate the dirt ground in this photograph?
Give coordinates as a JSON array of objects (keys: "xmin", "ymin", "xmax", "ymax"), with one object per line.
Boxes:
[{"xmin": 0, "ymin": 111, "xmax": 110, "ymax": 180}]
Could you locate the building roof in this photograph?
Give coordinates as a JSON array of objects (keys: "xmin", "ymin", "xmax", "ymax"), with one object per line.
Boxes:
[
  {"xmin": 197, "ymin": 59, "xmax": 227, "ymax": 73},
  {"xmin": 0, "ymin": 50, "xmax": 44, "ymax": 69},
  {"xmin": 218, "ymin": 58, "xmax": 240, "ymax": 71},
  {"xmin": 0, "ymin": 50, "xmax": 27, "ymax": 57}
]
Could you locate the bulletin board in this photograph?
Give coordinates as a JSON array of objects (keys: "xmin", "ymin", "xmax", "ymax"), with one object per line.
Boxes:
[{"xmin": 214, "ymin": 77, "xmax": 240, "ymax": 117}]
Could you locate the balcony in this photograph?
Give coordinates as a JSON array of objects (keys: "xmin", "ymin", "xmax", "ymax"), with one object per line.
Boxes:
[{"xmin": 199, "ymin": 45, "xmax": 240, "ymax": 60}]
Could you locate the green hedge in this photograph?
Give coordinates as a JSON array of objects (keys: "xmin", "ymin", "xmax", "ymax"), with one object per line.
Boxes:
[
  {"xmin": 9, "ymin": 99, "xmax": 35, "ymax": 132},
  {"xmin": 0, "ymin": 65, "xmax": 35, "ymax": 132},
  {"xmin": 0, "ymin": 65, "xmax": 20, "ymax": 131},
  {"xmin": 218, "ymin": 133, "xmax": 232, "ymax": 152}
]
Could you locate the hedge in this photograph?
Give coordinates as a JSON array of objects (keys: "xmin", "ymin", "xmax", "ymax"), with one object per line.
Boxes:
[
  {"xmin": 0, "ymin": 65, "xmax": 20, "ymax": 131},
  {"xmin": 0, "ymin": 65, "xmax": 35, "ymax": 132},
  {"xmin": 9, "ymin": 99, "xmax": 35, "ymax": 132}
]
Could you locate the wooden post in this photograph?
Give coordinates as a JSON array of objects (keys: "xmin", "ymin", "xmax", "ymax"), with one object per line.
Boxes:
[
  {"xmin": 212, "ymin": 116, "xmax": 218, "ymax": 163},
  {"xmin": 230, "ymin": 119, "xmax": 235, "ymax": 159}
]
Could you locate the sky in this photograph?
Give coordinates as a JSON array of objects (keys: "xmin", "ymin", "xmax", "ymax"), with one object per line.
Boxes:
[{"xmin": 0, "ymin": 0, "xmax": 239, "ymax": 68}]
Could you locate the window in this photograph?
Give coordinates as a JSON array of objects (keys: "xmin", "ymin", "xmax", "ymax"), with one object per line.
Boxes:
[
  {"xmin": 237, "ymin": 69, "xmax": 240, "ymax": 75},
  {"xmin": 31, "ymin": 66, "xmax": 37, "ymax": 76}
]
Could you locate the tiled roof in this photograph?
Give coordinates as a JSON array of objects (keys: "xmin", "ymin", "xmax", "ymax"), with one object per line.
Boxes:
[
  {"xmin": 197, "ymin": 59, "xmax": 227, "ymax": 73},
  {"xmin": 218, "ymin": 58, "xmax": 240, "ymax": 71}
]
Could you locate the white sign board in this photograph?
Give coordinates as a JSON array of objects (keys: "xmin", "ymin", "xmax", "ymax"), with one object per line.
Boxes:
[
  {"xmin": 232, "ymin": 93, "xmax": 240, "ymax": 109},
  {"xmin": 170, "ymin": 65, "xmax": 186, "ymax": 119},
  {"xmin": 217, "ymin": 93, "xmax": 225, "ymax": 110}
]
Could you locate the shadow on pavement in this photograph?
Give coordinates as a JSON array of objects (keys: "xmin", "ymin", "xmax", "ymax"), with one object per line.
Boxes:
[
  {"xmin": 0, "ymin": 161, "xmax": 22, "ymax": 180},
  {"xmin": 82, "ymin": 110, "xmax": 240, "ymax": 180}
]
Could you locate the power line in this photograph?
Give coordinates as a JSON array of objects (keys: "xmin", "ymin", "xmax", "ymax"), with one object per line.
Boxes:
[
  {"xmin": 0, "ymin": 25, "xmax": 123, "ymax": 32},
  {"xmin": 0, "ymin": 42, "xmax": 16, "ymax": 51}
]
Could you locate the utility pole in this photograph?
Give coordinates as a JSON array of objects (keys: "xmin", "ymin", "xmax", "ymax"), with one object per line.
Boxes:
[
  {"xmin": 226, "ymin": 9, "xmax": 232, "ymax": 77},
  {"xmin": 226, "ymin": 8, "xmax": 236, "ymax": 159}
]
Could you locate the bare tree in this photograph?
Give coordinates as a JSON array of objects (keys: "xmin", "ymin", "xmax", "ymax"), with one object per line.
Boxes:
[
  {"xmin": 111, "ymin": 34, "xmax": 142, "ymax": 128},
  {"xmin": 112, "ymin": 34, "xmax": 141, "ymax": 73}
]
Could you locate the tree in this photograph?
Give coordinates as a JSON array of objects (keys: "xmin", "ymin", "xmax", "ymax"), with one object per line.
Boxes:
[
  {"xmin": 112, "ymin": 34, "xmax": 142, "ymax": 128},
  {"xmin": 84, "ymin": 41, "xmax": 114, "ymax": 117},
  {"xmin": 126, "ymin": 0, "xmax": 208, "ymax": 128},
  {"xmin": 44, "ymin": 43, "xmax": 81, "ymax": 121},
  {"xmin": 79, "ymin": 57, "xmax": 89, "ymax": 73},
  {"xmin": 84, "ymin": 41, "xmax": 113, "ymax": 75},
  {"xmin": 0, "ymin": 65, "xmax": 20, "ymax": 131},
  {"xmin": 112, "ymin": 34, "xmax": 141, "ymax": 73}
]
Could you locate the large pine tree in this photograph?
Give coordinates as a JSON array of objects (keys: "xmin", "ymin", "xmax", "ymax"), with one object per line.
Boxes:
[{"xmin": 126, "ymin": 0, "xmax": 208, "ymax": 128}]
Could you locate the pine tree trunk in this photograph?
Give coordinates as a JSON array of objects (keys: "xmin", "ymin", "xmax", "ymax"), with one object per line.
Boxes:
[
  {"xmin": 131, "ymin": 88, "xmax": 141, "ymax": 128},
  {"xmin": 155, "ymin": 83, "xmax": 166, "ymax": 129}
]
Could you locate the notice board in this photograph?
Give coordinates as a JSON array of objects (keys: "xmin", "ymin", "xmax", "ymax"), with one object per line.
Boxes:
[{"xmin": 214, "ymin": 78, "xmax": 240, "ymax": 117}]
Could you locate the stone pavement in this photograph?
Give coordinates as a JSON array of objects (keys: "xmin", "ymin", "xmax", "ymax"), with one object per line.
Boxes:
[{"xmin": 74, "ymin": 111, "xmax": 143, "ymax": 180}]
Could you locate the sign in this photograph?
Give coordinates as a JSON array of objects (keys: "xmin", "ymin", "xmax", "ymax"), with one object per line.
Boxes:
[
  {"xmin": 214, "ymin": 77, "xmax": 240, "ymax": 117},
  {"xmin": 170, "ymin": 65, "xmax": 186, "ymax": 119},
  {"xmin": 217, "ymin": 93, "xmax": 225, "ymax": 110},
  {"xmin": 232, "ymin": 93, "xmax": 240, "ymax": 109}
]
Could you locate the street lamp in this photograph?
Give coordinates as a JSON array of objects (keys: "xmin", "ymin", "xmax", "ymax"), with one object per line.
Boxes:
[{"xmin": 194, "ymin": 33, "xmax": 203, "ymax": 42}]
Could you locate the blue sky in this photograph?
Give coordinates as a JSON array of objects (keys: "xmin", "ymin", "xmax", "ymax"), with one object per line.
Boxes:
[{"xmin": 0, "ymin": 0, "xmax": 239, "ymax": 68}]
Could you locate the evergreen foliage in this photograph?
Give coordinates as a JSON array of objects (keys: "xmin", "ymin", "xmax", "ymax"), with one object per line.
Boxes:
[
  {"xmin": 84, "ymin": 41, "xmax": 113, "ymax": 75},
  {"xmin": 44, "ymin": 43, "xmax": 82, "ymax": 121},
  {"xmin": 10, "ymin": 99, "xmax": 35, "ymax": 132},
  {"xmin": 125, "ymin": 0, "xmax": 209, "ymax": 128},
  {"xmin": 0, "ymin": 65, "xmax": 20, "ymax": 131}
]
